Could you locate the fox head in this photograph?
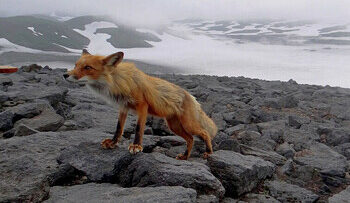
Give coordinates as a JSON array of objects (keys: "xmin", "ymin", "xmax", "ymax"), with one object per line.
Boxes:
[{"xmin": 66, "ymin": 49, "xmax": 124, "ymax": 81}]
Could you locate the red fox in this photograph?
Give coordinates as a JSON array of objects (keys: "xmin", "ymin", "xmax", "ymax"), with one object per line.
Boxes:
[{"xmin": 67, "ymin": 50, "xmax": 217, "ymax": 160}]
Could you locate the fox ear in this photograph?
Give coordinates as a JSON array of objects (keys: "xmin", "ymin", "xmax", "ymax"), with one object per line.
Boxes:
[
  {"xmin": 82, "ymin": 49, "xmax": 90, "ymax": 56},
  {"xmin": 103, "ymin": 52, "xmax": 124, "ymax": 66}
]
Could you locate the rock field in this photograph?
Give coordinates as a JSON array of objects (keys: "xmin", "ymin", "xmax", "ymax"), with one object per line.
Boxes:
[{"xmin": 1, "ymin": 64, "xmax": 350, "ymax": 202}]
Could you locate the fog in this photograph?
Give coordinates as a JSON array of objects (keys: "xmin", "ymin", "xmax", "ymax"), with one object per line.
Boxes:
[{"xmin": 1, "ymin": 0, "xmax": 350, "ymax": 27}]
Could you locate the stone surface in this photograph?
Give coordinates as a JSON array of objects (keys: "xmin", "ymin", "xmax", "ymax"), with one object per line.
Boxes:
[
  {"xmin": 14, "ymin": 123, "xmax": 39, "ymax": 136},
  {"xmin": 46, "ymin": 183, "xmax": 197, "ymax": 203},
  {"xmin": 0, "ymin": 110, "xmax": 14, "ymax": 131},
  {"xmin": 240, "ymin": 144, "xmax": 286, "ymax": 166},
  {"xmin": 245, "ymin": 194, "xmax": 280, "ymax": 203},
  {"xmin": 265, "ymin": 180, "xmax": 319, "ymax": 203},
  {"xmin": 294, "ymin": 142, "xmax": 347, "ymax": 181},
  {"xmin": 328, "ymin": 185, "xmax": 350, "ymax": 203},
  {"xmin": 15, "ymin": 108, "xmax": 64, "ymax": 132},
  {"xmin": 119, "ymin": 152, "xmax": 225, "ymax": 198},
  {"xmin": 57, "ymin": 142, "xmax": 133, "ymax": 182},
  {"xmin": 1, "ymin": 65, "xmax": 350, "ymax": 202},
  {"xmin": 0, "ymin": 130, "xmax": 108, "ymax": 202},
  {"xmin": 207, "ymin": 150, "xmax": 275, "ymax": 197}
]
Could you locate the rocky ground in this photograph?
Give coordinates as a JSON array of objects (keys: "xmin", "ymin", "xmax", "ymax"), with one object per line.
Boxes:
[{"xmin": 1, "ymin": 64, "xmax": 350, "ymax": 203}]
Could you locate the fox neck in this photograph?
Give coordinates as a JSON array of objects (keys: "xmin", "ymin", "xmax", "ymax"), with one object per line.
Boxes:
[{"xmin": 86, "ymin": 79, "xmax": 133, "ymax": 107}]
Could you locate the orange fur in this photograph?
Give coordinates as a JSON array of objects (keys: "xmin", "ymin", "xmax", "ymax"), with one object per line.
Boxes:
[{"xmin": 68, "ymin": 50, "xmax": 218, "ymax": 159}]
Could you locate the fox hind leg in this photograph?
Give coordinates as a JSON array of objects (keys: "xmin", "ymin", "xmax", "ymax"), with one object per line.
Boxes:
[
  {"xmin": 179, "ymin": 113, "xmax": 213, "ymax": 159},
  {"xmin": 166, "ymin": 116, "xmax": 193, "ymax": 160}
]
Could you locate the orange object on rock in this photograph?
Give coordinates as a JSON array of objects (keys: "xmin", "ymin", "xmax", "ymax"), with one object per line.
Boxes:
[{"xmin": 0, "ymin": 66, "xmax": 18, "ymax": 73}]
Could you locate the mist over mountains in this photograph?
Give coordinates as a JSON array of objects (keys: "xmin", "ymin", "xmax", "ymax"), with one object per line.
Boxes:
[{"xmin": 0, "ymin": 13, "xmax": 350, "ymax": 87}]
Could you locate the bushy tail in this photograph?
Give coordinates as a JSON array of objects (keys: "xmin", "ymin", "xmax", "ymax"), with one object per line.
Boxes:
[{"xmin": 190, "ymin": 95, "xmax": 218, "ymax": 139}]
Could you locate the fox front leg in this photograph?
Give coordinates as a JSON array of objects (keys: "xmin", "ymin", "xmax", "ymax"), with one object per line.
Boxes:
[
  {"xmin": 101, "ymin": 108, "xmax": 128, "ymax": 149},
  {"xmin": 128, "ymin": 104, "xmax": 148, "ymax": 154}
]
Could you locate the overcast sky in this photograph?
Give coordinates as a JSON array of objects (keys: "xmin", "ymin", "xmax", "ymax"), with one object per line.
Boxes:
[{"xmin": 0, "ymin": 0, "xmax": 349, "ymax": 27}]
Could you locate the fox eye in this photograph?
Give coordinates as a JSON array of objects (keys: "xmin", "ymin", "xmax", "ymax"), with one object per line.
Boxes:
[{"xmin": 84, "ymin": 66, "xmax": 92, "ymax": 70}]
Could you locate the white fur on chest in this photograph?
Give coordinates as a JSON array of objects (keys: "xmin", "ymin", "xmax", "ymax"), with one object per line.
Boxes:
[{"xmin": 86, "ymin": 81, "xmax": 132, "ymax": 106}]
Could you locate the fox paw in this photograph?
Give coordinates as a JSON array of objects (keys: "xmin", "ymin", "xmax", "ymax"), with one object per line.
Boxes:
[
  {"xmin": 203, "ymin": 152, "xmax": 212, "ymax": 159},
  {"xmin": 128, "ymin": 143, "xmax": 143, "ymax": 154},
  {"xmin": 176, "ymin": 153, "xmax": 188, "ymax": 160},
  {"xmin": 101, "ymin": 138, "xmax": 116, "ymax": 149}
]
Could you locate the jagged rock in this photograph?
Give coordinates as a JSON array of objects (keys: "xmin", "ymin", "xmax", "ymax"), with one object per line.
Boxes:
[
  {"xmin": 288, "ymin": 115, "xmax": 310, "ymax": 129},
  {"xmin": 279, "ymin": 159, "xmax": 294, "ymax": 175},
  {"xmin": 0, "ymin": 110, "xmax": 14, "ymax": 131},
  {"xmin": 275, "ymin": 142, "xmax": 295, "ymax": 159},
  {"xmin": 14, "ymin": 124, "xmax": 39, "ymax": 136},
  {"xmin": 2, "ymin": 128, "xmax": 15, "ymax": 138},
  {"xmin": 207, "ymin": 150, "xmax": 275, "ymax": 197},
  {"xmin": 119, "ymin": 152, "xmax": 225, "ymax": 198},
  {"xmin": 245, "ymin": 194, "xmax": 280, "ymax": 203},
  {"xmin": 294, "ymin": 142, "xmax": 347, "ymax": 185},
  {"xmin": 157, "ymin": 135, "xmax": 186, "ymax": 148},
  {"xmin": 215, "ymin": 138, "xmax": 240, "ymax": 152},
  {"xmin": 57, "ymin": 142, "xmax": 133, "ymax": 182},
  {"xmin": 334, "ymin": 143, "xmax": 350, "ymax": 159},
  {"xmin": 0, "ymin": 130, "xmax": 109, "ymax": 202},
  {"xmin": 265, "ymin": 180, "xmax": 319, "ymax": 203},
  {"xmin": 9, "ymin": 101, "xmax": 49, "ymax": 121},
  {"xmin": 240, "ymin": 144, "xmax": 286, "ymax": 165},
  {"xmin": 20, "ymin": 64, "xmax": 42, "ymax": 72},
  {"xmin": 6, "ymin": 84, "xmax": 67, "ymax": 106},
  {"xmin": 196, "ymin": 195, "xmax": 219, "ymax": 203},
  {"xmin": 45, "ymin": 184, "xmax": 197, "ymax": 203},
  {"xmin": 224, "ymin": 124, "xmax": 245, "ymax": 136},
  {"xmin": 279, "ymin": 95, "xmax": 299, "ymax": 108},
  {"xmin": 328, "ymin": 185, "xmax": 350, "ymax": 203},
  {"xmin": 15, "ymin": 108, "xmax": 64, "ymax": 132},
  {"xmin": 0, "ymin": 76, "xmax": 13, "ymax": 86}
]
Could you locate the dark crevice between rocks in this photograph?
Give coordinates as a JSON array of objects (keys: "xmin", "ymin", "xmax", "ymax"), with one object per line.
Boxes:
[{"xmin": 50, "ymin": 163, "xmax": 89, "ymax": 187}]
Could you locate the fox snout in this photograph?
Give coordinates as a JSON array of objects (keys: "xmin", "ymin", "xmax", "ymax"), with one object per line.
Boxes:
[{"xmin": 64, "ymin": 70, "xmax": 79, "ymax": 82}]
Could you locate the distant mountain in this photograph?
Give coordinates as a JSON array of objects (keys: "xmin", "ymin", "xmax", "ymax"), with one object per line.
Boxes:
[{"xmin": 0, "ymin": 15, "xmax": 161, "ymax": 53}]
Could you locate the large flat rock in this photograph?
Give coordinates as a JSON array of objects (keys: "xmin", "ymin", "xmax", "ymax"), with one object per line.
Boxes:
[
  {"xmin": 265, "ymin": 180, "xmax": 319, "ymax": 203},
  {"xmin": 328, "ymin": 185, "xmax": 350, "ymax": 203},
  {"xmin": 45, "ymin": 183, "xmax": 197, "ymax": 203},
  {"xmin": 207, "ymin": 150, "xmax": 275, "ymax": 197},
  {"xmin": 119, "ymin": 152, "xmax": 225, "ymax": 198},
  {"xmin": 0, "ymin": 130, "xmax": 109, "ymax": 202},
  {"xmin": 57, "ymin": 142, "xmax": 133, "ymax": 182},
  {"xmin": 294, "ymin": 142, "xmax": 347, "ymax": 179}
]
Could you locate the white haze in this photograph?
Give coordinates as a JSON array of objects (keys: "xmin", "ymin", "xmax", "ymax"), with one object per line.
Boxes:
[
  {"xmin": 1, "ymin": 0, "xmax": 350, "ymax": 27},
  {"xmin": 1, "ymin": 0, "xmax": 350, "ymax": 87}
]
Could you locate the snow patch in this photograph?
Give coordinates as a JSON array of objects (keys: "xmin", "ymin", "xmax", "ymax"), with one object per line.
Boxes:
[
  {"xmin": 73, "ymin": 21, "xmax": 118, "ymax": 54},
  {"xmin": 27, "ymin": 27, "xmax": 43, "ymax": 36}
]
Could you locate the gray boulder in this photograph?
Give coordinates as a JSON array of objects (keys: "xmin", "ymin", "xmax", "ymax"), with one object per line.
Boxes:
[
  {"xmin": 119, "ymin": 152, "xmax": 225, "ymax": 198},
  {"xmin": 265, "ymin": 180, "xmax": 319, "ymax": 203},
  {"xmin": 240, "ymin": 144, "xmax": 286, "ymax": 166},
  {"xmin": 294, "ymin": 142, "xmax": 347, "ymax": 183},
  {"xmin": 15, "ymin": 108, "xmax": 64, "ymax": 132},
  {"xmin": 0, "ymin": 110, "xmax": 14, "ymax": 131},
  {"xmin": 57, "ymin": 142, "xmax": 133, "ymax": 182},
  {"xmin": 275, "ymin": 142, "xmax": 295, "ymax": 159},
  {"xmin": 328, "ymin": 185, "xmax": 350, "ymax": 203},
  {"xmin": 0, "ymin": 130, "xmax": 109, "ymax": 202},
  {"xmin": 14, "ymin": 124, "xmax": 39, "ymax": 136},
  {"xmin": 245, "ymin": 193, "xmax": 280, "ymax": 203},
  {"xmin": 45, "ymin": 183, "xmax": 197, "ymax": 203},
  {"xmin": 207, "ymin": 150, "xmax": 275, "ymax": 197}
]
